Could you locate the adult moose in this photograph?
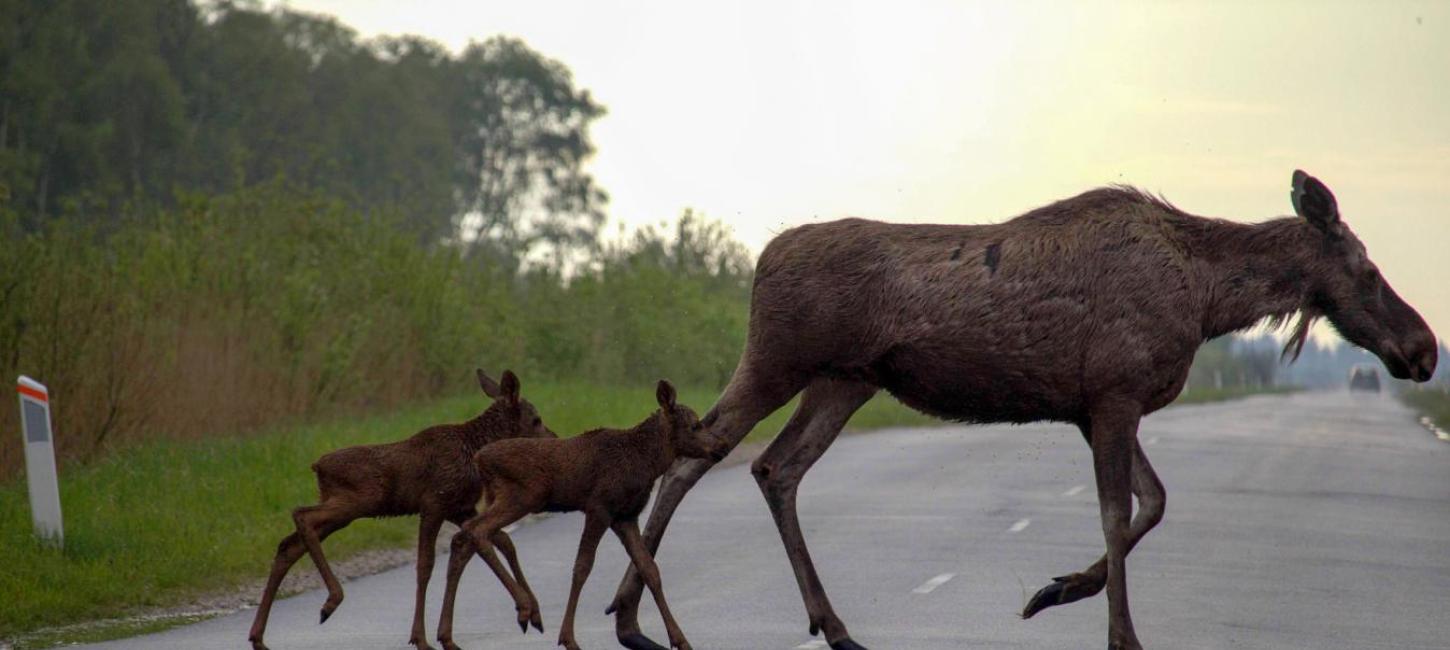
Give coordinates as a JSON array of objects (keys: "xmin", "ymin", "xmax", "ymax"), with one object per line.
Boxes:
[{"xmin": 606, "ymin": 171, "xmax": 1438, "ymax": 650}]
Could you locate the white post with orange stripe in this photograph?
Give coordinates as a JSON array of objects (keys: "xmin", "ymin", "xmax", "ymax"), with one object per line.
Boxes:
[{"xmin": 17, "ymin": 375, "xmax": 63, "ymax": 547}]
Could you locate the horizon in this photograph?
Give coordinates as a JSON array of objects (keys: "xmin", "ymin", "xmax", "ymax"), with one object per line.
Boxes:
[{"xmin": 279, "ymin": 0, "xmax": 1449, "ymax": 344}]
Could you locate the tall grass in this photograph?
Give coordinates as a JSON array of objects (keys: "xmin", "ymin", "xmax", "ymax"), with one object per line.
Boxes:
[{"xmin": 0, "ymin": 185, "xmax": 751, "ymax": 477}]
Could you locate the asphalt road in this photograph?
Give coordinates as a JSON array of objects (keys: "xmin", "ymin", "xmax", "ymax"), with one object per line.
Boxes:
[{"xmin": 84, "ymin": 391, "xmax": 1450, "ymax": 650}]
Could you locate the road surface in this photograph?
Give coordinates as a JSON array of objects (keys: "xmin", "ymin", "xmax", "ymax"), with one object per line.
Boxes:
[{"xmin": 84, "ymin": 391, "xmax": 1450, "ymax": 649}]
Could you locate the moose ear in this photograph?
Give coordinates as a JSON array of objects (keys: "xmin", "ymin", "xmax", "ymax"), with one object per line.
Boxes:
[
  {"xmin": 499, "ymin": 370, "xmax": 521, "ymax": 402},
  {"xmin": 1291, "ymin": 169, "xmax": 1340, "ymax": 233},
  {"xmin": 656, "ymin": 380, "xmax": 677, "ymax": 410},
  {"xmin": 476, "ymin": 369, "xmax": 502, "ymax": 399}
]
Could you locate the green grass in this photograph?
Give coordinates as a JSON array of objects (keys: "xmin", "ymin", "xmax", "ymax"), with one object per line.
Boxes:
[
  {"xmin": 1170, "ymin": 385, "xmax": 1299, "ymax": 406},
  {"xmin": 0, "ymin": 380, "xmax": 1276, "ymax": 645},
  {"xmin": 1400, "ymin": 385, "xmax": 1450, "ymax": 431},
  {"xmin": 0, "ymin": 380, "xmax": 927, "ymax": 644}
]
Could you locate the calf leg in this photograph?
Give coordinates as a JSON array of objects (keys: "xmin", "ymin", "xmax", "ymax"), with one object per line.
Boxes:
[
  {"xmin": 1023, "ymin": 439, "xmax": 1164, "ymax": 619},
  {"xmin": 436, "ymin": 501, "xmax": 535, "ymax": 650},
  {"xmin": 491, "ymin": 529, "xmax": 542, "ymax": 632},
  {"xmin": 613, "ymin": 519, "xmax": 691, "ymax": 650},
  {"xmin": 409, "ymin": 513, "xmax": 445, "ymax": 649},
  {"xmin": 291, "ymin": 503, "xmax": 356, "ymax": 624},
  {"xmin": 751, "ymin": 378, "xmax": 877, "ymax": 650},
  {"xmin": 610, "ymin": 360, "xmax": 805, "ymax": 649},
  {"xmin": 560, "ymin": 513, "xmax": 611, "ymax": 650},
  {"xmin": 248, "ymin": 533, "xmax": 308, "ymax": 650}
]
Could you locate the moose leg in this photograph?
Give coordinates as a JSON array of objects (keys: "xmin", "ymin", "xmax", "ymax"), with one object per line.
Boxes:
[
  {"xmin": 560, "ymin": 513, "xmax": 610, "ymax": 650},
  {"xmin": 1084, "ymin": 403, "xmax": 1144, "ymax": 649},
  {"xmin": 409, "ymin": 513, "xmax": 445, "ymax": 649},
  {"xmin": 491, "ymin": 530, "xmax": 543, "ymax": 632},
  {"xmin": 610, "ymin": 360, "xmax": 805, "ymax": 649},
  {"xmin": 437, "ymin": 502, "xmax": 537, "ymax": 650},
  {"xmin": 1023, "ymin": 439, "xmax": 1164, "ymax": 620},
  {"xmin": 292, "ymin": 503, "xmax": 356, "ymax": 624},
  {"xmin": 248, "ymin": 532, "xmax": 309, "ymax": 650},
  {"xmin": 751, "ymin": 378, "xmax": 877, "ymax": 650},
  {"xmin": 613, "ymin": 519, "xmax": 692, "ymax": 650}
]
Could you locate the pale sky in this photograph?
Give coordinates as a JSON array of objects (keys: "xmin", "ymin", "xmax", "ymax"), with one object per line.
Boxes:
[{"xmin": 282, "ymin": 0, "xmax": 1449, "ymax": 340}]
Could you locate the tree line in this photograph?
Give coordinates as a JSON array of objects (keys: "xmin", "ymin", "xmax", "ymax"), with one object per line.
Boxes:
[{"xmin": 0, "ymin": 0, "xmax": 605, "ymax": 265}]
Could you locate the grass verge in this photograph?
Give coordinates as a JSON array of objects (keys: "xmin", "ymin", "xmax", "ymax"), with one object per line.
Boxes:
[
  {"xmin": 1, "ymin": 381, "xmax": 1274, "ymax": 646},
  {"xmin": 1400, "ymin": 385, "xmax": 1450, "ymax": 431}
]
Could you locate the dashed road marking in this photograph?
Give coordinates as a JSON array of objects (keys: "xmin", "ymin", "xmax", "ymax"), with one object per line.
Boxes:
[
  {"xmin": 1145, "ymin": 436, "xmax": 1160, "ymax": 446},
  {"xmin": 502, "ymin": 523, "xmax": 518, "ymax": 534},
  {"xmin": 1062, "ymin": 485, "xmax": 1085, "ymax": 497},
  {"xmin": 1008, "ymin": 518, "xmax": 1031, "ymax": 533},
  {"xmin": 911, "ymin": 573, "xmax": 956, "ymax": 594},
  {"xmin": 796, "ymin": 640, "xmax": 829, "ymax": 649}
]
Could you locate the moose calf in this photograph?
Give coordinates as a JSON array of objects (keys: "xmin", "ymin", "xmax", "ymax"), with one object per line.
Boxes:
[
  {"xmin": 248, "ymin": 369, "xmax": 555, "ymax": 650},
  {"xmin": 436, "ymin": 380, "xmax": 726, "ymax": 650}
]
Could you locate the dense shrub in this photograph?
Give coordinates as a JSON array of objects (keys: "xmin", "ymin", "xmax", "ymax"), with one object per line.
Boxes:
[{"xmin": 0, "ymin": 185, "xmax": 750, "ymax": 477}]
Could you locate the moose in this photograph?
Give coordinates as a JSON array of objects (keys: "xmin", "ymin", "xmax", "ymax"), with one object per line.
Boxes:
[
  {"xmin": 437, "ymin": 380, "xmax": 726, "ymax": 650},
  {"xmin": 248, "ymin": 369, "xmax": 555, "ymax": 650},
  {"xmin": 603, "ymin": 171, "xmax": 1438, "ymax": 649}
]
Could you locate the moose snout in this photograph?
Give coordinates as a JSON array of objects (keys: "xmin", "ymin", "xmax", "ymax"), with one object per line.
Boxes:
[{"xmin": 1410, "ymin": 347, "xmax": 1437, "ymax": 383}]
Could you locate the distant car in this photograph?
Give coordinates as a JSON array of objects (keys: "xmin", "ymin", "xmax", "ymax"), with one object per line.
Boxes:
[{"xmin": 1349, "ymin": 365, "xmax": 1381, "ymax": 392}]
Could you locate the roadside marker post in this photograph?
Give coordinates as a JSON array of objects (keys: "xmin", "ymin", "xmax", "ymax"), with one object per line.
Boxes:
[{"xmin": 17, "ymin": 376, "xmax": 63, "ymax": 547}]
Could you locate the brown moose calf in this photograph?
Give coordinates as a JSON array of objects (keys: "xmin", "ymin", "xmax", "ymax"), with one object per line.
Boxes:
[
  {"xmin": 248, "ymin": 369, "xmax": 555, "ymax": 650},
  {"xmin": 436, "ymin": 380, "xmax": 726, "ymax": 650}
]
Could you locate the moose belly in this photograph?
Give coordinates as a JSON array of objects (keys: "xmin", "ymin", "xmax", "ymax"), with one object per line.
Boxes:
[{"xmin": 869, "ymin": 342, "xmax": 1084, "ymax": 424}]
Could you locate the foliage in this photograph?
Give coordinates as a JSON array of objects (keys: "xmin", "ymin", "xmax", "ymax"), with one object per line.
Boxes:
[
  {"xmin": 0, "ymin": 184, "xmax": 751, "ymax": 476},
  {"xmin": 0, "ymin": 0, "xmax": 604, "ymax": 255},
  {"xmin": 1400, "ymin": 385, "xmax": 1450, "ymax": 431}
]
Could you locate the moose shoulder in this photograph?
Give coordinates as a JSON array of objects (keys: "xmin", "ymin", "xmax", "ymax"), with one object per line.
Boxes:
[{"xmin": 607, "ymin": 171, "xmax": 1437, "ymax": 650}]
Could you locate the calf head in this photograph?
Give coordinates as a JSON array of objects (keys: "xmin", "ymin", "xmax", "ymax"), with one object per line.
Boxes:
[
  {"xmin": 655, "ymin": 380, "xmax": 728, "ymax": 462},
  {"xmin": 477, "ymin": 368, "xmax": 557, "ymax": 438}
]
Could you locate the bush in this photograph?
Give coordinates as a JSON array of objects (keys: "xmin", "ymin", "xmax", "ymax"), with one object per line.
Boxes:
[{"xmin": 0, "ymin": 185, "xmax": 750, "ymax": 477}]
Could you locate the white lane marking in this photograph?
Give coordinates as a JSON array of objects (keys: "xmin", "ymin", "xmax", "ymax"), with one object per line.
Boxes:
[
  {"xmin": 1008, "ymin": 518, "xmax": 1031, "ymax": 533},
  {"xmin": 1062, "ymin": 485, "xmax": 1085, "ymax": 497},
  {"xmin": 502, "ymin": 523, "xmax": 519, "ymax": 534},
  {"xmin": 911, "ymin": 573, "xmax": 956, "ymax": 594},
  {"xmin": 796, "ymin": 640, "xmax": 829, "ymax": 649},
  {"xmin": 1145, "ymin": 436, "xmax": 1160, "ymax": 446}
]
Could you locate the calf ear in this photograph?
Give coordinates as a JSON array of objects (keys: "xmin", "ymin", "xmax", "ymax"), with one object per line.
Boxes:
[
  {"xmin": 500, "ymin": 370, "xmax": 521, "ymax": 403},
  {"xmin": 477, "ymin": 369, "xmax": 502, "ymax": 398},
  {"xmin": 1291, "ymin": 169, "xmax": 1340, "ymax": 234},
  {"xmin": 656, "ymin": 380, "xmax": 677, "ymax": 410}
]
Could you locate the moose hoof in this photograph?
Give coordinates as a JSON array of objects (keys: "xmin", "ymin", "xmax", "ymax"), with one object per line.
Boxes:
[
  {"xmin": 829, "ymin": 638, "xmax": 869, "ymax": 650},
  {"xmin": 249, "ymin": 640, "xmax": 269, "ymax": 650},
  {"xmin": 408, "ymin": 638, "xmax": 435, "ymax": 650},
  {"xmin": 618, "ymin": 632, "xmax": 669, "ymax": 650},
  {"xmin": 439, "ymin": 640, "xmax": 463, "ymax": 650},
  {"xmin": 1022, "ymin": 573, "xmax": 1104, "ymax": 619},
  {"xmin": 319, "ymin": 594, "xmax": 343, "ymax": 624}
]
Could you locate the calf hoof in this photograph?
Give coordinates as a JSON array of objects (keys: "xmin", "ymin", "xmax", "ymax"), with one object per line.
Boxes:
[
  {"xmin": 249, "ymin": 639, "xmax": 269, "ymax": 650},
  {"xmin": 319, "ymin": 594, "xmax": 343, "ymax": 624},
  {"xmin": 829, "ymin": 639, "xmax": 869, "ymax": 650},
  {"xmin": 409, "ymin": 634, "xmax": 435, "ymax": 650},
  {"xmin": 1022, "ymin": 573, "xmax": 1104, "ymax": 619},
  {"xmin": 618, "ymin": 632, "xmax": 669, "ymax": 650},
  {"xmin": 438, "ymin": 636, "xmax": 463, "ymax": 650},
  {"xmin": 557, "ymin": 634, "xmax": 583, "ymax": 650}
]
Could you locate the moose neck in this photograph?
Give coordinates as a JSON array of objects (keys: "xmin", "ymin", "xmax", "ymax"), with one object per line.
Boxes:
[
  {"xmin": 1191, "ymin": 216, "xmax": 1321, "ymax": 341},
  {"xmin": 631, "ymin": 413, "xmax": 677, "ymax": 476},
  {"xmin": 461, "ymin": 409, "xmax": 509, "ymax": 453}
]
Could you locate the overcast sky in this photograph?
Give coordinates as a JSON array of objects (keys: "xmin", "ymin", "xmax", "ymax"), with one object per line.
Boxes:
[{"xmin": 282, "ymin": 0, "xmax": 1449, "ymax": 341}]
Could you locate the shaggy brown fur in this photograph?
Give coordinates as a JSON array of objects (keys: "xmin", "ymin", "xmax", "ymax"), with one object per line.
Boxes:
[
  {"xmin": 605, "ymin": 171, "xmax": 1438, "ymax": 650},
  {"xmin": 435, "ymin": 381, "xmax": 726, "ymax": 650},
  {"xmin": 247, "ymin": 369, "xmax": 555, "ymax": 650}
]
